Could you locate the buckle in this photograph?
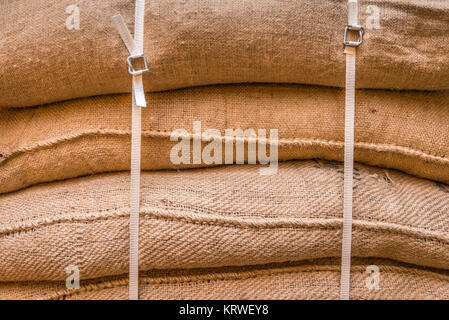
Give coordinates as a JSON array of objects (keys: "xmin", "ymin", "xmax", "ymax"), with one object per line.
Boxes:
[
  {"xmin": 343, "ymin": 24, "xmax": 364, "ymax": 47},
  {"xmin": 126, "ymin": 53, "xmax": 149, "ymax": 76}
]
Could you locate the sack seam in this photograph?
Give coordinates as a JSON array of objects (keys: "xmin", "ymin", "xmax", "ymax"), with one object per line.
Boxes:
[
  {"xmin": 1, "ymin": 208, "xmax": 448, "ymax": 245},
  {"xmin": 1, "ymin": 129, "xmax": 448, "ymax": 167},
  {"xmin": 49, "ymin": 263, "xmax": 449, "ymax": 300}
]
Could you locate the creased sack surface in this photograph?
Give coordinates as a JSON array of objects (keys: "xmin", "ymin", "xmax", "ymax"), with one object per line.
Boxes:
[
  {"xmin": 1, "ymin": 85, "xmax": 449, "ymax": 194},
  {"xmin": 2, "ymin": 258, "xmax": 449, "ymax": 300},
  {"xmin": 1, "ymin": 0, "xmax": 448, "ymax": 108},
  {"xmin": 1, "ymin": 160, "xmax": 448, "ymax": 281}
]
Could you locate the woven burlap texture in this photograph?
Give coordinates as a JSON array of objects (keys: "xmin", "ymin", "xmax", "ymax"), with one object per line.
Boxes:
[
  {"xmin": 1, "ymin": 160, "xmax": 448, "ymax": 281},
  {"xmin": 2, "ymin": 258, "xmax": 449, "ymax": 300},
  {"xmin": 1, "ymin": 85, "xmax": 449, "ymax": 195},
  {"xmin": 1, "ymin": 0, "xmax": 448, "ymax": 108}
]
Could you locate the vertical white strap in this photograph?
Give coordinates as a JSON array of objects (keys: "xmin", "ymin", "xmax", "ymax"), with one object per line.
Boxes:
[
  {"xmin": 340, "ymin": 0, "xmax": 358, "ymax": 300},
  {"xmin": 129, "ymin": 93, "xmax": 141, "ymax": 300},
  {"xmin": 129, "ymin": 0, "xmax": 146, "ymax": 301},
  {"xmin": 132, "ymin": 0, "xmax": 146, "ymax": 108},
  {"xmin": 348, "ymin": 0, "xmax": 358, "ymax": 26},
  {"xmin": 134, "ymin": 0, "xmax": 145, "ymax": 52},
  {"xmin": 111, "ymin": 0, "xmax": 147, "ymax": 300}
]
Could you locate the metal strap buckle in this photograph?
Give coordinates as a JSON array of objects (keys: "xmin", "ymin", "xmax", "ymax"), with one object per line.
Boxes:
[
  {"xmin": 126, "ymin": 53, "xmax": 149, "ymax": 76},
  {"xmin": 343, "ymin": 24, "xmax": 364, "ymax": 47}
]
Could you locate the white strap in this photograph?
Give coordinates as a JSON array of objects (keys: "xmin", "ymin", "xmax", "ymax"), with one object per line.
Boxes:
[
  {"xmin": 111, "ymin": 12, "xmax": 147, "ymax": 108},
  {"xmin": 111, "ymin": 0, "xmax": 147, "ymax": 300},
  {"xmin": 129, "ymin": 94, "xmax": 142, "ymax": 300},
  {"xmin": 340, "ymin": 0, "xmax": 358, "ymax": 300}
]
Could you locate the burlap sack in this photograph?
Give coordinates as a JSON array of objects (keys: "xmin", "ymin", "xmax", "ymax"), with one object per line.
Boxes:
[
  {"xmin": 1, "ymin": 0, "xmax": 448, "ymax": 108},
  {"xmin": 2, "ymin": 258, "xmax": 449, "ymax": 300},
  {"xmin": 1, "ymin": 160, "xmax": 448, "ymax": 282},
  {"xmin": 1, "ymin": 85, "xmax": 448, "ymax": 194}
]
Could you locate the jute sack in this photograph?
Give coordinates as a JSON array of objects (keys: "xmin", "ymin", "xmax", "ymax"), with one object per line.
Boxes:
[
  {"xmin": 1, "ymin": 160, "xmax": 448, "ymax": 281},
  {"xmin": 1, "ymin": 84, "xmax": 449, "ymax": 194},
  {"xmin": 2, "ymin": 258, "xmax": 449, "ymax": 300},
  {"xmin": 1, "ymin": 0, "xmax": 448, "ymax": 108}
]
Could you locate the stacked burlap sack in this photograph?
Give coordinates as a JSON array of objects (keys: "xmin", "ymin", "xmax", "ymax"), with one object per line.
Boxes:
[{"xmin": 0, "ymin": 0, "xmax": 448, "ymax": 299}]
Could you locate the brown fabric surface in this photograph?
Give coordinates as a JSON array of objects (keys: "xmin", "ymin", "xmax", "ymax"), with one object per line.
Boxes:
[
  {"xmin": 1, "ymin": 160, "xmax": 448, "ymax": 281},
  {"xmin": 1, "ymin": 84, "xmax": 449, "ymax": 194},
  {"xmin": 1, "ymin": 0, "xmax": 448, "ymax": 108},
  {"xmin": 2, "ymin": 258, "xmax": 449, "ymax": 300}
]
